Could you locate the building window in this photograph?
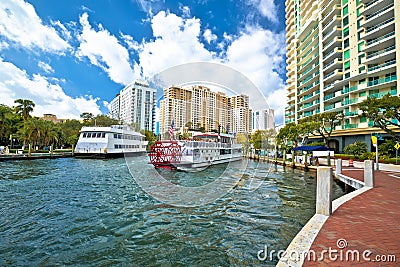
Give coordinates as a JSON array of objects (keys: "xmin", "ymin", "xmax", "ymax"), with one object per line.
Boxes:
[
  {"xmin": 344, "ymin": 60, "xmax": 350, "ymax": 71},
  {"xmin": 359, "ymin": 78, "xmax": 366, "ymax": 84},
  {"xmin": 356, "ymin": 0, "xmax": 361, "ymax": 6},
  {"xmin": 359, "ymin": 66, "xmax": 366, "ymax": 73},
  {"xmin": 343, "ymin": 38, "xmax": 349, "ymax": 49},
  {"xmin": 359, "ymin": 91, "xmax": 366, "ymax": 97},
  {"xmin": 357, "ymin": 19, "xmax": 363, "ymax": 29},
  {"xmin": 357, "ymin": 7, "xmax": 362, "ymax": 17},
  {"xmin": 358, "ymin": 53, "xmax": 365, "ymax": 64},
  {"xmin": 344, "ymin": 49, "xmax": 350, "ymax": 60},
  {"xmin": 358, "ymin": 41, "xmax": 364, "ymax": 52},
  {"xmin": 345, "ymin": 73, "xmax": 350, "ymax": 79},
  {"xmin": 342, "ymin": 0, "xmax": 348, "ymax": 4},
  {"xmin": 343, "ymin": 5, "xmax": 348, "ymax": 16},
  {"xmin": 343, "ymin": 27, "xmax": 349, "ymax": 38},
  {"xmin": 360, "ymin": 117, "xmax": 367, "ymax": 123},
  {"xmin": 343, "ymin": 16, "xmax": 349, "ymax": 27}
]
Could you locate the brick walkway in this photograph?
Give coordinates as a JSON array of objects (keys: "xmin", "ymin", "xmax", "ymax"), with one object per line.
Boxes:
[{"xmin": 303, "ymin": 169, "xmax": 400, "ymax": 266}]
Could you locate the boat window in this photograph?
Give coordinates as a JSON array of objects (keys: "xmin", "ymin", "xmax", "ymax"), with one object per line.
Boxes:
[
  {"xmin": 114, "ymin": 134, "xmax": 117, "ymax": 138},
  {"xmin": 118, "ymin": 134, "xmax": 122, "ymax": 139},
  {"xmin": 114, "ymin": 144, "xmax": 118, "ymax": 149},
  {"xmin": 83, "ymin": 133, "xmax": 87, "ymax": 138},
  {"xmin": 102, "ymin": 133, "xmax": 106, "ymax": 138},
  {"xmin": 96, "ymin": 133, "xmax": 102, "ymax": 138}
]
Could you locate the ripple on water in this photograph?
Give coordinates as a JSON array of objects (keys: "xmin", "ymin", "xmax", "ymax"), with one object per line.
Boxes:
[{"xmin": 0, "ymin": 157, "xmax": 345, "ymax": 266}]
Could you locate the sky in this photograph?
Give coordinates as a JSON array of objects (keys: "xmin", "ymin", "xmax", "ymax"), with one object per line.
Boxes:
[{"xmin": 0, "ymin": 0, "xmax": 287, "ymax": 124}]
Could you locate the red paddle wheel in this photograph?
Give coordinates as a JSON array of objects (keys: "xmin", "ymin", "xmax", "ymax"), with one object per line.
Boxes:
[{"xmin": 148, "ymin": 141, "xmax": 182, "ymax": 169}]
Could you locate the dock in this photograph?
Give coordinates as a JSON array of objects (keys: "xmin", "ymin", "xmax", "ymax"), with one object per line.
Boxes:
[{"xmin": 0, "ymin": 152, "xmax": 73, "ymax": 161}]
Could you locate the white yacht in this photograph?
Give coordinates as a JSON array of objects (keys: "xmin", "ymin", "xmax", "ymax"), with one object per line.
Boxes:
[
  {"xmin": 148, "ymin": 133, "xmax": 242, "ymax": 171},
  {"xmin": 74, "ymin": 125, "xmax": 148, "ymax": 158}
]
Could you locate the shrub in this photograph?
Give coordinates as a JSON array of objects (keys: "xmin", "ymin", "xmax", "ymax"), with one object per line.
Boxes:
[
  {"xmin": 359, "ymin": 152, "xmax": 375, "ymax": 160},
  {"xmin": 343, "ymin": 142, "xmax": 367, "ymax": 155},
  {"xmin": 378, "ymin": 139, "xmax": 397, "ymax": 158}
]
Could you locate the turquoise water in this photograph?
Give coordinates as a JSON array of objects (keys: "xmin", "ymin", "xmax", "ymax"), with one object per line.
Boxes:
[{"xmin": 0, "ymin": 157, "xmax": 345, "ymax": 266}]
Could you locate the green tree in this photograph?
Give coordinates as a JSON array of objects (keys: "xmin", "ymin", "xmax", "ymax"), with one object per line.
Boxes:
[
  {"xmin": 59, "ymin": 119, "xmax": 82, "ymax": 146},
  {"xmin": 93, "ymin": 115, "xmax": 119, "ymax": 127},
  {"xmin": 141, "ymin": 130, "xmax": 157, "ymax": 148},
  {"xmin": 359, "ymin": 94, "xmax": 400, "ymax": 140},
  {"xmin": 80, "ymin": 112, "xmax": 94, "ymax": 124},
  {"xmin": 236, "ymin": 133, "xmax": 250, "ymax": 155},
  {"xmin": 14, "ymin": 99, "xmax": 35, "ymax": 122},
  {"xmin": 378, "ymin": 139, "xmax": 397, "ymax": 158},
  {"xmin": 299, "ymin": 112, "xmax": 343, "ymax": 147}
]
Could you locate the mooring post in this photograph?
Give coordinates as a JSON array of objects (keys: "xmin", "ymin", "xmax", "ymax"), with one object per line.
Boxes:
[
  {"xmin": 28, "ymin": 143, "xmax": 32, "ymax": 157},
  {"xmin": 316, "ymin": 167, "xmax": 333, "ymax": 216},
  {"xmin": 364, "ymin": 160, "xmax": 375, "ymax": 188},
  {"xmin": 335, "ymin": 159, "xmax": 342, "ymax": 175}
]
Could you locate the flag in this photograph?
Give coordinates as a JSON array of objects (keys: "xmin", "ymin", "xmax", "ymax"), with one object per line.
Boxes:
[{"xmin": 169, "ymin": 120, "xmax": 174, "ymax": 140}]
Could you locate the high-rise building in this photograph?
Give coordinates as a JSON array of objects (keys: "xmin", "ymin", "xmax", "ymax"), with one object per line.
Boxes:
[
  {"xmin": 229, "ymin": 94, "xmax": 253, "ymax": 134},
  {"xmin": 253, "ymin": 109, "xmax": 275, "ymax": 131},
  {"xmin": 160, "ymin": 85, "xmax": 252, "ymax": 137},
  {"xmin": 285, "ymin": 0, "xmax": 399, "ymax": 151},
  {"xmin": 109, "ymin": 81, "xmax": 156, "ymax": 132}
]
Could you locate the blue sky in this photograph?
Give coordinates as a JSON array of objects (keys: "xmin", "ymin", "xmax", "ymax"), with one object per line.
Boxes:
[{"xmin": 0, "ymin": 0, "xmax": 287, "ymax": 123}]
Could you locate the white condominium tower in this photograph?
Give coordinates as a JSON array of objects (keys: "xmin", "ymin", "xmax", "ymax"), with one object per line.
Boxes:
[
  {"xmin": 285, "ymin": 0, "xmax": 399, "ymax": 151},
  {"xmin": 109, "ymin": 81, "xmax": 156, "ymax": 132}
]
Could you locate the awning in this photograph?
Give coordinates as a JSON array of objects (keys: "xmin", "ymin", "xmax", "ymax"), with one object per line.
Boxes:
[{"xmin": 292, "ymin": 145, "xmax": 331, "ymax": 151}]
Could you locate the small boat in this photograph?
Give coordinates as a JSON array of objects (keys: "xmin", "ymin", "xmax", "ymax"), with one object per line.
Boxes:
[
  {"xmin": 148, "ymin": 133, "xmax": 242, "ymax": 171},
  {"xmin": 74, "ymin": 125, "xmax": 147, "ymax": 158}
]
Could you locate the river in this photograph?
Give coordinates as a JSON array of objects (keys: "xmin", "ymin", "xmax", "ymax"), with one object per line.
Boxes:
[{"xmin": 0, "ymin": 157, "xmax": 345, "ymax": 266}]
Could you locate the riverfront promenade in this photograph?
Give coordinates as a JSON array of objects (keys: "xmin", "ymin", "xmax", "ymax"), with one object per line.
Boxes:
[{"xmin": 303, "ymin": 165, "xmax": 400, "ymax": 266}]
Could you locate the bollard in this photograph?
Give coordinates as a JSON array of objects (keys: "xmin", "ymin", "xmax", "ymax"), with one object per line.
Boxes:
[
  {"xmin": 335, "ymin": 159, "xmax": 342, "ymax": 175},
  {"xmin": 364, "ymin": 160, "xmax": 375, "ymax": 187},
  {"xmin": 316, "ymin": 167, "xmax": 333, "ymax": 216}
]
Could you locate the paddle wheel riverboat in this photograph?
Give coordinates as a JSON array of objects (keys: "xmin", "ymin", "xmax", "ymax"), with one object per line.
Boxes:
[{"xmin": 148, "ymin": 133, "xmax": 242, "ymax": 171}]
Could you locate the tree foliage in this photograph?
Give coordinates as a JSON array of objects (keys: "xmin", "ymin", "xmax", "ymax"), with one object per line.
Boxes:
[
  {"xmin": 14, "ymin": 99, "xmax": 35, "ymax": 122},
  {"xmin": 359, "ymin": 94, "xmax": 400, "ymax": 140},
  {"xmin": 299, "ymin": 112, "xmax": 343, "ymax": 146},
  {"xmin": 343, "ymin": 142, "xmax": 367, "ymax": 155}
]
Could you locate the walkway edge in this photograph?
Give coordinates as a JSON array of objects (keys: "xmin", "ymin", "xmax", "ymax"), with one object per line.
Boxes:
[{"xmin": 277, "ymin": 174, "xmax": 373, "ymax": 266}]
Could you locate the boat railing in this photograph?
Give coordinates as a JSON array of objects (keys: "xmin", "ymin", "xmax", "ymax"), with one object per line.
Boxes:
[{"xmin": 182, "ymin": 141, "xmax": 241, "ymax": 149}]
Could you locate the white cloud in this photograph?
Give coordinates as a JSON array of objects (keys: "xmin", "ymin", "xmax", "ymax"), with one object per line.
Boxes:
[
  {"xmin": 203, "ymin": 29, "xmax": 217, "ymax": 44},
  {"xmin": 137, "ymin": 11, "xmax": 215, "ymax": 79},
  {"xmin": 0, "ymin": 58, "xmax": 101, "ymax": 119},
  {"xmin": 224, "ymin": 25, "xmax": 286, "ymax": 119},
  {"xmin": 76, "ymin": 13, "xmax": 137, "ymax": 85},
  {"xmin": 38, "ymin": 61, "xmax": 54, "ymax": 74},
  {"xmin": 0, "ymin": 0, "xmax": 70, "ymax": 53},
  {"xmin": 249, "ymin": 0, "xmax": 278, "ymax": 23},
  {"xmin": 179, "ymin": 5, "xmax": 191, "ymax": 18}
]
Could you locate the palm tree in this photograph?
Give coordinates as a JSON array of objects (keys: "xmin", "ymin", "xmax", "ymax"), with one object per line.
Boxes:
[{"xmin": 14, "ymin": 99, "xmax": 35, "ymax": 122}]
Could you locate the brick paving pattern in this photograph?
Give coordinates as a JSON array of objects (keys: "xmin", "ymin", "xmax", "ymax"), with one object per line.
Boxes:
[{"xmin": 303, "ymin": 169, "xmax": 400, "ymax": 266}]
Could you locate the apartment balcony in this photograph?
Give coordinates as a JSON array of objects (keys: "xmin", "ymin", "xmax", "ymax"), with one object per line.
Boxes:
[
  {"xmin": 363, "ymin": 3, "xmax": 394, "ymax": 28},
  {"xmin": 344, "ymin": 110, "xmax": 359, "ymax": 118},
  {"xmin": 364, "ymin": 45, "xmax": 396, "ymax": 65},
  {"xmin": 342, "ymin": 123, "xmax": 359, "ymax": 130},
  {"xmin": 367, "ymin": 74, "xmax": 397, "ymax": 91},
  {"xmin": 322, "ymin": 36, "xmax": 342, "ymax": 52},
  {"xmin": 362, "ymin": 0, "xmax": 392, "ymax": 17},
  {"xmin": 341, "ymin": 98, "xmax": 359, "ymax": 107},
  {"xmin": 323, "ymin": 47, "xmax": 342, "ymax": 63},
  {"xmin": 298, "ymin": 71, "xmax": 320, "ymax": 90},
  {"xmin": 322, "ymin": 26, "xmax": 342, "ymax": 42},
  {"xmin": 322, "ymin": 14, "xmax": 341, "ymax": 35},
  {"xmin": 321, "ymin": 0, "xmax": 338, "ymax": 16},
  {"xmin": 298, "ymin": 53, "xmax": 319, "ymax": 73},
  {"xmin": 299, "ymin": 81, "xmax": 320, "ymax": 96},
  {"xmin": 298, "ymin": 34, "xmax": 319, "ymax": 58},
  {"xmin": 324, "ymin": 69, "xmax": 343, "ymax": 84},
  {"xmin": 367, "ymin": 59, "xmax": 396, "ymax": 74},
  {"xmin": 321, "ymin": 4, "xmax": 341, "ymax": 24},
  {"xmin": 324, "ymin": 89, "xmax": 343, "ymax": 103},
  {"xmin": 323, "ymin": 58, "xmax": 342, "ymax": 72},
  {"xmin": 299, "ymin": 63, "xmax": 319, "ymax": 79},
  {"xmin": 364, "ymin": 31, "xmax": 395, "ymax": 53},
  {"xmin": 363, "ymin": 17, "xmax": 395, "ymax": 40}
]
